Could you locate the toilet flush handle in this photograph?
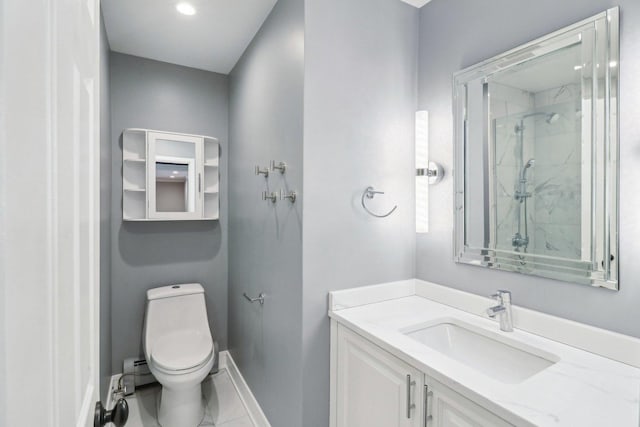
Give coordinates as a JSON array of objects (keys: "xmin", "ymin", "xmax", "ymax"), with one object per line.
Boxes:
[{"xmin": 243, "ymin": 292, "xmax": 265, "ymax": 306}]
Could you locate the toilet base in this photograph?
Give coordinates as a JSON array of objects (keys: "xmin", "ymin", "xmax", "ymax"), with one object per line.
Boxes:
[{"xmin": 158, "ymin": 384, "xmax": 205, "ymax": 427}]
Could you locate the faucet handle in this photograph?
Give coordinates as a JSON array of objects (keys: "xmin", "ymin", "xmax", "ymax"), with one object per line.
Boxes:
[{"xmin": 490, "ymin": 290, "xmax": 511, "ymax": 303}]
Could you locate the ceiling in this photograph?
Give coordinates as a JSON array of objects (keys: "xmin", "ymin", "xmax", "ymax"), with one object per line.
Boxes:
[
  {"xmin": 400, "ymin": 0, "xmax": 433, "ymax": 7},
  {"xmin": 156, "ymin": 162, "xmax": 188, "ymax": 181},
  {"xmin": 102, "ymin": 0, "xmax": 278, "ymax": 74}
]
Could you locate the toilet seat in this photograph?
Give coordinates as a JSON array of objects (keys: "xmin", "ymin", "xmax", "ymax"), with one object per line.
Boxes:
[{"xmin": 150, "ymin": 330, "xmax": 213, "ymax": 373}]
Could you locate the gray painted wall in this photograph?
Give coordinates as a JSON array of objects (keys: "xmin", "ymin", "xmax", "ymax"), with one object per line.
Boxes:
[
  {"xmin": 109, "ymin": 53, "xmax": 229, "ymax": 372},
  {"xmin": 227, "ymin": 0, "xmax": 305, "ymax": 425},
  {"xmin": 99, "ymin": 12, "xmax": 112, "ymax": 400},
  {"xmin": 417, "ymin": 0, "xmax": 640, "ymax": 338},
  {"xmin": 303, "ymin": 0, "xmax": 419, "ymax": 424}
]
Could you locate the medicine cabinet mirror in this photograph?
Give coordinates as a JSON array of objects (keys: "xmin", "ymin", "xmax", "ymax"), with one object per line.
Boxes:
[
  {"xmin": 453, "ymin": 8, "xmax": 619, "ymax": 289},
  {"xmin": 123, "ymin": 129, "xmax": 220, "ymax": 221}
]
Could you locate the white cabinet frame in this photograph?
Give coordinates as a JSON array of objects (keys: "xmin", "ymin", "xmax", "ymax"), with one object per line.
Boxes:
[{"xmin": 122, "ymin": 128, "xmax": 220, "ymax": 221}]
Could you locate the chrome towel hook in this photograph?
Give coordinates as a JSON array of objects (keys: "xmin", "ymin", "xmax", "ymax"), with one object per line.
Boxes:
[{"xmin": 361, "ymin": 186, "xmax": 398, "ymax": 218}]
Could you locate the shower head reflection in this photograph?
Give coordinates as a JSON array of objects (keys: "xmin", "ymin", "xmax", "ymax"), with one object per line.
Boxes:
[
  {"xmin": 546, "ymin": 112, "xmax": 560, "ymax": 124},
  {"xmin": 521, "ymin": 111, "xmax": 559, "ymax": 124},
  {"xmin": 521, "ymin": 158, "xmax": 535, "ymax": 181}
]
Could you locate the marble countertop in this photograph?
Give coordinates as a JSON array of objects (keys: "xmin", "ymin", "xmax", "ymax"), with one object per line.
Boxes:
[{"xmin": 329, "ymin": 289, "xmax": 640, "ymax": 426}]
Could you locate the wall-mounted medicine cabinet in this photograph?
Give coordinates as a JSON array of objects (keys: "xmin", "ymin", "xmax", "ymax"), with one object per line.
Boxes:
[{"xmin": 122, "ymin": 128, "xmax": 220, "ymax": 221}]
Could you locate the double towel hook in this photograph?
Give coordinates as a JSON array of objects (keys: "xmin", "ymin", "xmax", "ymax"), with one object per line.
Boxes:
[{"xmin": 361, "ymin": 186, "xmax": 398, "ymax": 218}]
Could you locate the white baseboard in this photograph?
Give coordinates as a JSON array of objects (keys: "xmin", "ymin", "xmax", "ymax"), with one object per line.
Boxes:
[
  {"xmin": 105, "ymin": 351, "xmax": 270, "ymax": 426},
  {"xmin": 220, "ymin": 351, "xmax": 271, "ymax": 427}
]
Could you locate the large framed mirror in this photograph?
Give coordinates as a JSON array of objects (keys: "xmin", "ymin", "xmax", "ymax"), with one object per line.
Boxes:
[{"xmin": 453, "ymin": 8, "xmax": 619, "ymax": 289}]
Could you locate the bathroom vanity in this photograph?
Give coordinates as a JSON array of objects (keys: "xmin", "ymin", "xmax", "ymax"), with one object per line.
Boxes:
[{"xmin": 329, "ymin": 280, "xmax": 640, "ymax": 427}]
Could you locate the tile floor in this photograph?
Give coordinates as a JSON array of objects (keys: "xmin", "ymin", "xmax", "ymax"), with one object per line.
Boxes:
[{"xmin": 124, "ymin": 368, "xmax": 255, "ymax": 426}]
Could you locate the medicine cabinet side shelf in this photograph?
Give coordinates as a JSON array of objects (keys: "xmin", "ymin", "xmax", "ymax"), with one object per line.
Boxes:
[
  {"xmin": 122, "ymin": 128, "xmax": 147, "ymax": 221},
  {"xmin": 202, "ymin": 135, "xmax": 220, "ymax": 220},
  {"xmin": 122, "ymin": 128, "xmax": 220, "ymax": 221}
]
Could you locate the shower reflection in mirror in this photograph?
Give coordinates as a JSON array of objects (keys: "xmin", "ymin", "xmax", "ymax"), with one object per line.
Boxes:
[{"xmin": 496, "ymin": 107, "xmax": 580, "ymax": 261}]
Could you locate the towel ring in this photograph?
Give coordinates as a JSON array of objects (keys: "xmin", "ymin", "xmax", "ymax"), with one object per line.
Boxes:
[{"xmin": 361, "ymin": 186, "xmax": 397, "ymax": 218}]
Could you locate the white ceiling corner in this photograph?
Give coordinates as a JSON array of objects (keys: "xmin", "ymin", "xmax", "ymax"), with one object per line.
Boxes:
[
  {"xmin": 399, "ymin": 0, "xmax": 433, "ymax": 8},
  {"xmin": 101, "ymin": 0, "xmax": 278, "ymax": 74}
]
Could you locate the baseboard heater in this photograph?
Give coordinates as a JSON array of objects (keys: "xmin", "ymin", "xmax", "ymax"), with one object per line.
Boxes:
[{"xmin": 121, "ymin": 340, "xmax": 219, "ymax": 396}]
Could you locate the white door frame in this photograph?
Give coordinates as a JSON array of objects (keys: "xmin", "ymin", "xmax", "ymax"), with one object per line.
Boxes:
[{"xmin": 0, "ymin": 0, "xmax": 101, "ymax": 426}]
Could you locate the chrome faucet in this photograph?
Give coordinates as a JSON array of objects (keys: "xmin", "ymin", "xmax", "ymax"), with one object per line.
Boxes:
[{"xmin": 486, "ymin": 290, "xmax": 513, "ymax": 332}]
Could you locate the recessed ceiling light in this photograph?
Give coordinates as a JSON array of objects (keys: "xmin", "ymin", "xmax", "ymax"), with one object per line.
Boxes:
[
  {"xmin": 170, "ymin": 175, "xmax": 176, "ymax": 178},
  {"xmin": 176, "ymin": 2, "xmax": 196, "ymax": 16},
  {"xmin": 173, "ymin": 170, "xmax": 179, "ymax": 174}
]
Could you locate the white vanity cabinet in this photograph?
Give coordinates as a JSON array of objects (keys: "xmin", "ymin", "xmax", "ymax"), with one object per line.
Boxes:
[
  {"xmin": 122, "ymin": 128, "xmax": 220, "ymax": 221},
  {"xmin": 335, "ymin": 325, "xmax": 425, "ymax": 427},
  {"xmin": 427, "ymin": 378, "xmax": 512, "ymax": 427},
  {"xmin": 332, "ymin": 324, "xmax": 513, "ymax": 427}
]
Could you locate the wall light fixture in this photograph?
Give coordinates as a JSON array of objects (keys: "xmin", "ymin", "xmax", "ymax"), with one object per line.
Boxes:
[{"xmin": 415, "ymin": 110, "xmax": 443, "ymax": 233}]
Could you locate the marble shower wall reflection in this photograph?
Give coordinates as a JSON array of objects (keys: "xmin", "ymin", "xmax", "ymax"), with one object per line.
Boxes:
[{"xmin": 492, "ymin": 82, "xmax": 582, "ymax": 261}]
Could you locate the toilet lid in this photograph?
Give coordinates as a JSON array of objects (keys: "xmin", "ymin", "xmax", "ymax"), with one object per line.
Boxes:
[{"xmin": 151, "ymin": 330, "xmax": 213, "ymax": 371}]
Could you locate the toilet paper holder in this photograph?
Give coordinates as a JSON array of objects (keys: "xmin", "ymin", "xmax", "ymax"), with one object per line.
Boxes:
[{"xmin": 243, "ymin": 292, "xmax": 265, "ymax": 306}]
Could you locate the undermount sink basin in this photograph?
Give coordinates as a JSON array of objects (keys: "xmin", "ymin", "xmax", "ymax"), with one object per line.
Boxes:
[{"xmin": 403, "ymin": 319, "xmax": 559, "ymax": 384}]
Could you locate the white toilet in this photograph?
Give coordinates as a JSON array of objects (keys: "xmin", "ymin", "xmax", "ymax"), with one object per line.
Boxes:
[{"xmin": 143, "ymin": 283, "xmax": 215, "ymax": 427}]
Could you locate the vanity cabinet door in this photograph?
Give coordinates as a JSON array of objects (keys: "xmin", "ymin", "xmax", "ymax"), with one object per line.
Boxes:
[
  {"xmin": 426, "ymin": 378, "xmax": 513, "ymax": 427},
  {"xmin": 336, "ymin": 325, "xmax": 424, "ymax": 427}
]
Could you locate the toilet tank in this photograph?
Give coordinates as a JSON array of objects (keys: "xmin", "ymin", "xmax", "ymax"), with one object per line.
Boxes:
[{"xmin": 143, "ymin": 283, "xmax": 212, "ymax": 355}]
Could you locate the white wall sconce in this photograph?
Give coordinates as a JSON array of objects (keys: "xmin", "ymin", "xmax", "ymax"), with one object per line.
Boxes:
[{"xmin": 415, "ymin": 110, "xmax": 443, "ymax": 233}]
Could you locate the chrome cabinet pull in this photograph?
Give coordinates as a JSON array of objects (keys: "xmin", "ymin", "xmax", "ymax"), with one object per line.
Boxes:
[
  {"xmin": 198, "ymin": 173, "xmax": 202, "ymax": 193},
  {"xmin": 406, "ymin": 374, "xmax": 416, "ymax": 419},
  {"xmin": 423, "ymin": 384, "xmax": 433, "ymax": 426}
]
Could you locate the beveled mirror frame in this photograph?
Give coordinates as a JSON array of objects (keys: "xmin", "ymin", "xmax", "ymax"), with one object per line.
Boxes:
[{"xmin": 453, "ymin": 8, "xmax": 619, "ymax": 289}]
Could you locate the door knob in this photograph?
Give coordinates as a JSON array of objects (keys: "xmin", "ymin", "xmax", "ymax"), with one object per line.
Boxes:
[{"xmin": 94, "ymin": 398, "xmax": 129, "ymax": 427}]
